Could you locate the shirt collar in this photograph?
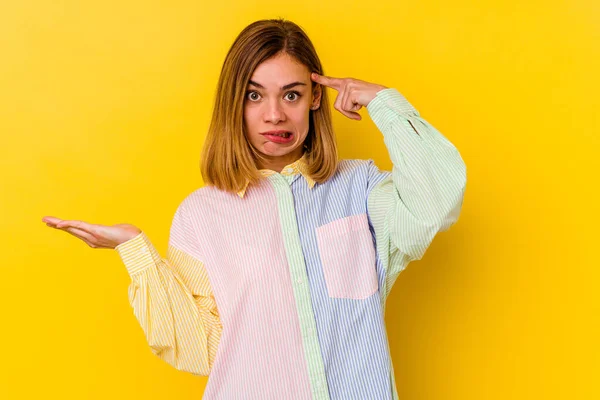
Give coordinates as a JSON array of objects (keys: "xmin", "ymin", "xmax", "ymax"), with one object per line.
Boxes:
[{"xmin": 236, "ymin": 152, "xmax": 316, "ymax": 198}]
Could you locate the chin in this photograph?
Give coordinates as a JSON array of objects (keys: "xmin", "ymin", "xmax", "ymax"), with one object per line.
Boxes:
[{"xmin": 260, "ymin": 143, "xmax": 299, "ymax": 156}]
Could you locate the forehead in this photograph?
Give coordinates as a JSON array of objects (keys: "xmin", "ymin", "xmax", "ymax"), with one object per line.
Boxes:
[{"xmin": 249, "ymin": 54, "xmax": 309, "ymax": 87}]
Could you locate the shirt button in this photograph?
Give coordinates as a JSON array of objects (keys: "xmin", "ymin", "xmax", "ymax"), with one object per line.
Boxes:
[
  {"xmin": 286, "ymin": 168, "xmax": 293, "ymax": 173},
  {"xmin": 296, "ymin": 278, "xmax": 303, "ymax": 284}
]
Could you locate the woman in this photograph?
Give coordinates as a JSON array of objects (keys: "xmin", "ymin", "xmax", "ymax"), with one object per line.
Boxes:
[{"xmin": 42, "ymin": 18, "xmax": 466, "ymax": 400}]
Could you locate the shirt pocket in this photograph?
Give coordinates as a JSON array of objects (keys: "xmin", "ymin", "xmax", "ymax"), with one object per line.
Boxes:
[{"xmin": 315, "ymin": 213, "xmax": 378, "ymax": 299}]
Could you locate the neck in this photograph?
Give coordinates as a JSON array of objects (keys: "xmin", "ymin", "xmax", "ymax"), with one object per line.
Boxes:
[{"xmin": 257, "ymin": 148, "xmax": 305, "ymax": 172}]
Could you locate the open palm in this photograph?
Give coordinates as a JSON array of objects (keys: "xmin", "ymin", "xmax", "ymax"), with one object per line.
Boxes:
[{"xmin": 42, "ymin": 216, "xmax": 141, "ymax": 249}]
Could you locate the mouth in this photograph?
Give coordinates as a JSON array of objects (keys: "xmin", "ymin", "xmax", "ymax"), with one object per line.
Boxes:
[{"xmin": 261, "ymin": 130, "xmax": 294, "ymax": 143}]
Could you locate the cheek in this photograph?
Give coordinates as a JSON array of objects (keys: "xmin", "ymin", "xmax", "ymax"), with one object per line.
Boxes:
[
  {"xmin": 243, "ymin": 110, "xmax": 258, "ymax": 133},
  {"xmin": 288, "ymin": 103, "xmax": 308, "ymax": 119},
  {"xmin": 291, "ymin": 110, "xmax": 310, "ymax": 131}
]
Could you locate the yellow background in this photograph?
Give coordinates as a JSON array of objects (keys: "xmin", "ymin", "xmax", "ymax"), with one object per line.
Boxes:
[{"xmin": 1, "ymin": 1, "xmax": 598, "ymax": 399}]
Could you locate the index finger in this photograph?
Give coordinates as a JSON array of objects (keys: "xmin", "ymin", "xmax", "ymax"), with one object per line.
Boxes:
[{"xmin": 311, "ymin": 73, "xmax": 342, "ymax": 90}]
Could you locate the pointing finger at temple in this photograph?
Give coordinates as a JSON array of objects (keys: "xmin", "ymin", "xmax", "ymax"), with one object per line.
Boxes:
[{"xmin": 311, "ymin": 73, "xmax": 343, "ymax": 91}]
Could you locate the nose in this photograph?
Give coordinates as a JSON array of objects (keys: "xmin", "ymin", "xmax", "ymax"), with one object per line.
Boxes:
[{"xmin": 263, "ymin": 99, "xmax": 286, "ymax": 124}]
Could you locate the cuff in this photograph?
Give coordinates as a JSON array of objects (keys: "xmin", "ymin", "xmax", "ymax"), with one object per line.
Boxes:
[
  {"xmin": 115, "ymin": 231, "xmax": 163, "ymax": 277},
  {"xmin": 366, "ymin": 88, "xmax": 419, "ymax": 133}
]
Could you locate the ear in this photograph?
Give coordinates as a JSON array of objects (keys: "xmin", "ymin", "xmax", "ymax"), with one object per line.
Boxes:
[{"xmin": 311, "ymin": 83, "xmax": 322, "ymax": 110}]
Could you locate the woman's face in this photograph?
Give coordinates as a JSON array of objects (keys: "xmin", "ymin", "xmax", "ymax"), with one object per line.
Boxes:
[{"xmin": 243, "ymin": 53, "xmax": 321, "ymax": 170}]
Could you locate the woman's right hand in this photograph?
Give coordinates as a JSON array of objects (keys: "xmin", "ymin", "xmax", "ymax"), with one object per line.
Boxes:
[{"xmin": 41, "ymin": 216, "xmax": 142, "ymax": 249}]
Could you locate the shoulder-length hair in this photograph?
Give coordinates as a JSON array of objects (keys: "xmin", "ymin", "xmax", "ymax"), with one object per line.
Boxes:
[{"xmin": 200, "ymin": 18, "xmax": 338, "ymax": 195}]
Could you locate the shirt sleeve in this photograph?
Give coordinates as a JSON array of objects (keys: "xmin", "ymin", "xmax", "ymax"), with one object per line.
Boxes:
[
  {"xmin": 366, "ymin": 88, "xmax": 467, "ymax": 299},
  {"xmin": 114, "ymin": 199, "xmax": 222, "ymax": 376}
]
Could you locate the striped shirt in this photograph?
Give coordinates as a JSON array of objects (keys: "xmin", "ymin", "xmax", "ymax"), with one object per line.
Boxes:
[{"xmin": 115, "ymin": 88, "xmax": 467, "ymax": 399}]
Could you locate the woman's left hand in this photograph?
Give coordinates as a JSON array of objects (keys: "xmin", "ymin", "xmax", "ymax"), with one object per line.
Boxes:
[{"xmin": 310, "ymin": 73, "xmax": 388, "ymax": 120}]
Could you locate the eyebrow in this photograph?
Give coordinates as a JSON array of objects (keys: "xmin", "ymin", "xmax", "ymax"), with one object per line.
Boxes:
[{"xmin": 247, "ymin": 80, "xmax": 307, "ymax": 90}]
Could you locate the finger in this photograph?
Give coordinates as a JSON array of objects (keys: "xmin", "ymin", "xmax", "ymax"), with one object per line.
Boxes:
[
  {"xmin": 55, "ymin": 219, "xmax": 99, "ymax": 238},
  {"xmin": 333, "ymin": 87, "xmax": 360, "ymax": 121},
  {"xmin": 42, "ymin": 216, "xmax": 62, "ymax": 225},
  {"xmin": 340, "ymin": 109, "xmax": 361, "ymax": 120},
  {"xmin": 335, "ymin": 99, "xmax": 362, "ymax": 120},
  {"xmin": 56, "ymin": 219, "xmax": 90, "ymax": 230},
  {"xmin": 341, "ymin": 89, "xmax": 362, "ymax": 120},
  {"xmin": 333, "ymin": 88, "xmax": 344, "ymax": 114},
  {"xmin": 62, "ymin": 226, "xmax": 98, "ymax": 247},
  {"xmin": 311, "ymin": 73, "xmax": 343, "ymax": 90}
]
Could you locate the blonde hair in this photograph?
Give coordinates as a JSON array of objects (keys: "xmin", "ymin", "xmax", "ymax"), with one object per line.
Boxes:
[{"xmin": 200, "ymin": 18, "xmax": 338, "ymax": 195}]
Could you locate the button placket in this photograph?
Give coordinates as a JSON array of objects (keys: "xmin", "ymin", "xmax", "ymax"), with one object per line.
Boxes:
[{"xmin": 268, "ymin": 174, "xmax": 331, "ymax": 400}]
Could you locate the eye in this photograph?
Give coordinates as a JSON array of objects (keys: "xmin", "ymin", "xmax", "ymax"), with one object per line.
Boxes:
[
  {"xmin": 246, "ymin": 91, "xmax": 260, "ymax": 101},
  {"xmin": 286, "ymin": 91, "xmax": 301, "ymax": 102}
]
